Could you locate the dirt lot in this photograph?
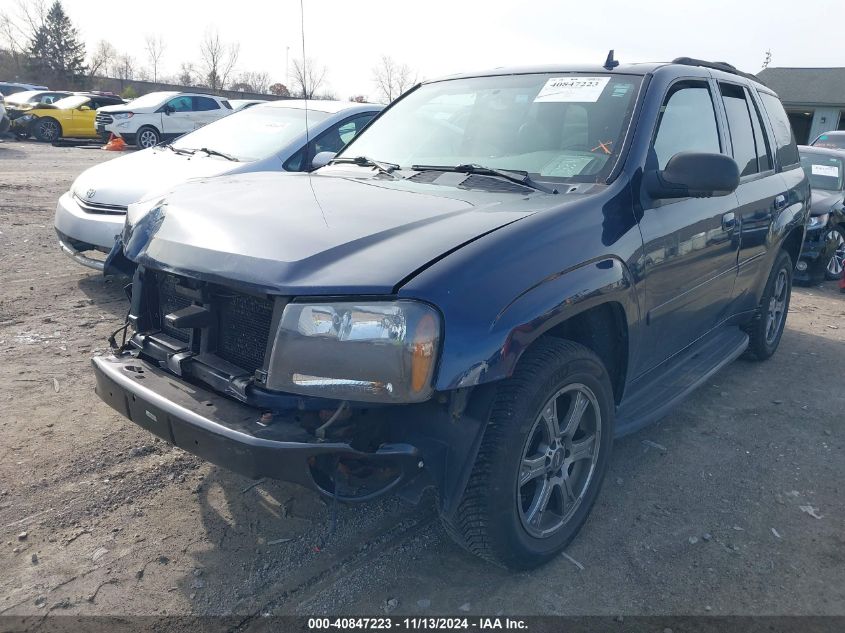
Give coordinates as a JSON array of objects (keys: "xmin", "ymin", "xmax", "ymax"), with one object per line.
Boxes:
[{"xmin": 1, "ymin": 139, "xmax": 844, "ymax": 620}]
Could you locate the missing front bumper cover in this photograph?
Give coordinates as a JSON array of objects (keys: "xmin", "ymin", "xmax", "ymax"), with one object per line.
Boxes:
[{"xmin": 92, "ymin": 353, "xmax": 421, "ymax": 501}]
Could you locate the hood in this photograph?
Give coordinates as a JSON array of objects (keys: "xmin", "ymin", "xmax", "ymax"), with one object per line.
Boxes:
[
  {"xmin": 99, "ymin": 103, "xmax": 154, "ymax": 114},
  {"xmin": 71, "ymin": 148, "xmax": 251, "ymax": 208},
  {"xmin": 809, "ymin": 189, "xmax": 844, "ymax": 216},
  {"xmin": 123, "ymin": 170, "xmax": 589, "ymax": 295}
]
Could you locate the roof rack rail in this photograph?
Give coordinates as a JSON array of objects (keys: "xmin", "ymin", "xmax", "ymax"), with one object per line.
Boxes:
[{"xmin": 671, "ymin": 57, "xmax": 763, "ymax": 84}]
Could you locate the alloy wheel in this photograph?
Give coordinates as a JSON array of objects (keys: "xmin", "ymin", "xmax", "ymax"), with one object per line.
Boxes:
[
  {"xmin": 765, "ymin": 269, "xmax": 788, "ymax": 344},
  {"xmin": 517, "ymin": 383, "xmax": 602, "ymax": 539},
  {"xmin": 138, "ymin": 130, "xmax": 158, "ymax": 149},
  {"xmin": 40, "ymin": 120, "xmax": 59, "ymax": 141},
  {"xmin": 825, "ymin": 230, "xmax": 845, "ymax": 278}
]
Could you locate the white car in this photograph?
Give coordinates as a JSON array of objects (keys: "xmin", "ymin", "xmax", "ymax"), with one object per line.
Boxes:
[
  {"xmin": 229, "ymin": 99, "xmax": 268, "ymax": 111},
  {"xmin": 55, "ymin": 100, "xmax": 382, "ymax": 269},
  {"xmin": 96, "ymin": 91, "xmax": 234, "ymax": 149},
  {"xmin": 0, "ymin": 93, "xmax": 8, "ymax": 134}
]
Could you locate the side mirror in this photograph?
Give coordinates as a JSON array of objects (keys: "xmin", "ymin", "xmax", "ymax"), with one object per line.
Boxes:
[
  {"xmin": 311, "ymin": 151, "xmax": 336, "ymax": 170},
  {"xmin": 645, "ymin": 152, "xmax": 739, "ymax": 199},
  {"xmin": 78, "ymin": 105, "xmax": 91, "ymax": 111},
  {"xmin": 163, "ymin": 105, "xmax": 173, "ymax": 115}
]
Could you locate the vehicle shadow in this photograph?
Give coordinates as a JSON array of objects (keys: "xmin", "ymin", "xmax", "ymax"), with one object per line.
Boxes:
[
  {"xmin": 140, "ymin": 284, "xmax": 845, "ymax": 615},
  {"xmin": 76, "ymin": 272, "xmax": 130, "ymax": 320}
]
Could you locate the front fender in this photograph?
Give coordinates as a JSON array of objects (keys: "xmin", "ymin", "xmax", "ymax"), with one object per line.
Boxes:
[{"xmin": 434, "ymin": 257, "xmax": 640, "ymax": 391}]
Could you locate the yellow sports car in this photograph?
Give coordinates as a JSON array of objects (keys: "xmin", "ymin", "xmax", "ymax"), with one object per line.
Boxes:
[{"xmin": 12, "ymin": 93, "xmax": 125, "ymax": 142}]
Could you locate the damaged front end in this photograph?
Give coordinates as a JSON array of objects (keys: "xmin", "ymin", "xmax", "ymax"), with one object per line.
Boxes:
[{"xmin": 94, "ymin": 262, "xmax": 488, "ymax": 509}]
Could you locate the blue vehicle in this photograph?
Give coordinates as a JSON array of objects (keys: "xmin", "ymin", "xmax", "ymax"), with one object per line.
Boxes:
[{"xmin": 94, "ymin": 57, "xmax": 809, "ymax": 569}]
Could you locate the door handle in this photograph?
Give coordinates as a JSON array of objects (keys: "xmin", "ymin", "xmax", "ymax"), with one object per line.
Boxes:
[
  {"xmin": 774, "ymin": 194, "xmax": 787, "ymax": 210},
  {"xmin": 722, "ymin": 212, "xmax": 736, "ymax": 231}
]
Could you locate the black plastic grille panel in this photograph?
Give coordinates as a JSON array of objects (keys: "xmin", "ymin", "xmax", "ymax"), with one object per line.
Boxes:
[
  {"xmin": 215, "ymin": 293, "xmax": 275, "ymax": 374},
  {"xmin": 157, "ymin": 274, "xmax": 193, "ymax": 342}
]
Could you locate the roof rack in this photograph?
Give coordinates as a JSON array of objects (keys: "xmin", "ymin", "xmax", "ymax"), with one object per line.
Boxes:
[{"xmin": 671, "ymin": 57, "xmax": 763, "ymax": 84}]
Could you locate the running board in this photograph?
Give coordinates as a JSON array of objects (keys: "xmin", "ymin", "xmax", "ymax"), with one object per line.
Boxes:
[{"xmin": 614, "ymin": 327, "xmax": 749, "ymax": 437}]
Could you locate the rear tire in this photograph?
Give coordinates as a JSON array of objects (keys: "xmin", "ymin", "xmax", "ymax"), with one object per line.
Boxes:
[
  {"xmin": 33, "ymin": 117, "xmax": 61, "ymax": 142},
  {"xmin": 823, "ymin": 226, "xmax": 845, "ymax": 281},
  {"xmin": 745, "ymin": 249, "xmax": 792, "ymax": 361},
  {"xmin": 136, "ymin": 126, "xmax": 160, "ymax": 149},
  {"xmin": 441, "ymin": 338, "xmax": 614, "ymax": 569}
]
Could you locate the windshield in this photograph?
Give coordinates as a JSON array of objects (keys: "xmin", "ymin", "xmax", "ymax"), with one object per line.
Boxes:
[
  {"xmin": 800, "ymin": 151, "xmax": 844, "ymax": 191},
  {"xmin": 339, "ymin": 73, "xmax": 642, "ymax": 182},
  {"xmin": 51, "ymin": 95, "xmax": 89, "ymax": 109},
  {"xmin": 812, "ymin": 134, "xmax": 845, "ymax": 150},
  {"xmin": 125, "ymin": 92, "xmax": 177, "ymax": 109},
  {"xmin": 172, "ymin": 106, "xmax": 330, "ymax": 161}
]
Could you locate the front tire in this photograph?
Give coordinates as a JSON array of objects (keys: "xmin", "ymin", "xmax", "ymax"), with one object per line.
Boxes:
[
  {"xmin": 823, "ymin": 226, "xmax": 845, "ymax": 281},
  {"xmin": 441, "ymin": 338, "xmax": 614, "ymax": 569},
  {"xmin": 136, "ymin": 126, "xmax": 160, "ymax": 149},
  {"xmin": 33, "ymin": 117, "xmax": 61, "ymax": 142},
  {"xmin": 745, "ymin": 249, "xmax": 793, "ymax": 361}
]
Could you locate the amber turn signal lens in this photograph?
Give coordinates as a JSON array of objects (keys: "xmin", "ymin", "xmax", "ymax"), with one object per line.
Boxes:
[{"xmin": 411, "ymin": 313, "xmax": 438, "ymax": 395}]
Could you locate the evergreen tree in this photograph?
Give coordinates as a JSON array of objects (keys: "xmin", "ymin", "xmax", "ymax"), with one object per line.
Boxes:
[{"xmin": 27, "ymin": 1, "xmax": 86, "ymax": 87}]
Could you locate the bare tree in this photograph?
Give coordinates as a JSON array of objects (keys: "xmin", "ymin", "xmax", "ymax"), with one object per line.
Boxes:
[
  {"xmin": 110, "ymin": 53, "xmax": 135, "ymax": 82},
  {"xmin": 233, "ymin": 71, "xmax": 270, "ymax": 94},
  {"xmin": 0, "ymin": 0, "xmax": 47, "ymax": 72},
  {"xmin": 290, "ymin": 57, "xmax": 327, "ymax": 99},
  {"xmin": 88, "ymin": 39, "xmax": 116, "ymax": 78},
  {"xmin": 761, "ymin": 49, "xmax": 772, "ymax": 71},
  {"xmin": 269, "ymin": 82, "xmax": 290, "ymax": 97},
  {"xmin": 177, "ymin": 61, "xmax": 196, "ymax": 86},
  {"xmin": 144, "ymin": 34, "xmax": 165, "ymax": 82},
  {"xmin": 372, "ymin": 55, "xmax": 417, "ymax": 104},
  {"xmin": 199, "ymin": 29, "xmax": 239, "ymax": 91}
]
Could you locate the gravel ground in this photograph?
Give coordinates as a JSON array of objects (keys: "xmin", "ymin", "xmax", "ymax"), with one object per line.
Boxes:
[{"xmin": 1, "ymin": 139, "xmax": 843, "ymax": 619}]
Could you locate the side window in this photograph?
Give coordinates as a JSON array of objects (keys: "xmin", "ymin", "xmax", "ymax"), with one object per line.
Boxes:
[
  {"xmin": 747, "ymin": 91, "xmax": 772, "ymax": 172},
  {"xmin": 719, "ymin": 83, "xmax": 758, "ymax": 177},
  {"xmin": 283, "ymin": 114, "xmax": 377, "ymax": 172},
  {"xmin": 338, "ymin": 114, "xmax": 375, "ymax": 144},
  {"xmin": 193, "ymin": 96, "xmax": 220, "ymax": 111},
  {"xmin": 758, "ymin": 92, "xmax": 799, "ymax": 167},
  {"xmin": 221, "ymin": 100, "xmax": 232, "ymax": 110},
  {"xmin": 166, "ymin": 96, "xmax": 193, "ymax": 112},
  {"xmin": 652, "ymin": 81, "xmax": 721, "ymax": 169}
]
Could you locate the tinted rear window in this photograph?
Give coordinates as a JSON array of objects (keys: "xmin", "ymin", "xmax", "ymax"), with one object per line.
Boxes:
[{"xmin": 759, "ymin": 92, "xmax": 799, "ymax": 167}]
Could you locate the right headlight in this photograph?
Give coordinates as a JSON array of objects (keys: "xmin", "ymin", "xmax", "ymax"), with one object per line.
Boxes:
[
  {"xmin": 807, "ymin": 213, "xmax": 829, "ymax": 230},
  {"xmin": 265, "ymin": 300, "xmax": 441, "ymax": 403},
  {"xmin": 112, "ymin": 112, "xmax": 134, "ymax": 120}
]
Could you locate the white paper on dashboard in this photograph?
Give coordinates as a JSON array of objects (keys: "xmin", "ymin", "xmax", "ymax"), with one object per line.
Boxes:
[
  {"xmin": 534, "ymin": 77, "xmax": 611, "ymax": 103},
  {"xmin": 812, "ymin": 164, "xmax": 839, "ymax": 178}
]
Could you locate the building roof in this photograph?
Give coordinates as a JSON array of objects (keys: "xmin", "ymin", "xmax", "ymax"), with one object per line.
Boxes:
[{"xmin": 757, "ymin": 67, "xmax": 845, "ymax": 106}]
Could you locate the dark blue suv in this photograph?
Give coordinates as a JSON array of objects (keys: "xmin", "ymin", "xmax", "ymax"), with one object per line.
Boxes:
[{"xmin": 96, "ymin": 58, "xmax": 809, "ymax": 569}]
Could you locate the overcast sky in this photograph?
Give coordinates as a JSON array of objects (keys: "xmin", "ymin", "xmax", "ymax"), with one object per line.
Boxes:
[{"xmin": 5, "ymin": 0, "xmax": 844, "ymax": 99}]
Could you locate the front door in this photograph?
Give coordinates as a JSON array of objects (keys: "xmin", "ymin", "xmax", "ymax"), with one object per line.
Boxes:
[
  {"xmin": 160, "ymin": 96, "xmax": 196, "ymax": 139},
  {"xmin": 635, "ymin": 79, "xmax": 741, "ymax": 374}
]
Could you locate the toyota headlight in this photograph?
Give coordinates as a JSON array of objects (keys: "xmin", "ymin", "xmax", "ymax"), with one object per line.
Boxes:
[
  {"xmin": 112, "ymin": 112, "xmax": 134, "ymax": 120},
  {"xmin": 265, "ymin": 300, "xmax": 441, "ymax": 403},
  {"xmin": 807, "ymin": 213, "xmax": 829, "ymax": 230}
]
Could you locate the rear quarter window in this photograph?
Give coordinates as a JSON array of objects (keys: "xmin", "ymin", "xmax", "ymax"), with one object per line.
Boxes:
[{"xmin": 758, "ymin": 92, "xmax": 799, "ymax": 167}]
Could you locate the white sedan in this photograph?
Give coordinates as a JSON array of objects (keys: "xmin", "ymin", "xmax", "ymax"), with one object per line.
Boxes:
[{"xmin": 55, "ymin": 100, "xmax": 381, "ymax": 270}]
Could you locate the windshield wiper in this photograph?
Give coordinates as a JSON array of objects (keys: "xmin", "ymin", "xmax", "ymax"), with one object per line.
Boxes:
[
  {"xmin": 330, "ymin": 155, "xmax": 400, "ymax": 179},
  {"xmin": 411, "ymin": 163, "xmax": 558, "ymax": 194},
  {"xmin": 159, "ymin": 143, "xmax": 195, "ymax": 156},
  {"xmin": 182, "ymin": 147, "xmax": 238, "ymax": 161}
]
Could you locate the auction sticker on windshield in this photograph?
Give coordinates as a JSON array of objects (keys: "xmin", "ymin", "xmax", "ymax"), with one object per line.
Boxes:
[
  {"xmin": 812, "ymin": 164, "xmax": 839, "ymax": 178},
  {"xmin": 534, "ymin": 76, "xmax": 610, "ymax": 103}
]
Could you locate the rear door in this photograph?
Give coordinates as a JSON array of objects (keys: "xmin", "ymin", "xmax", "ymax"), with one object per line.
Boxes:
[
  {"xmin": 716, "ymin": 82, "xmax": 783, "ymax": 309},
  {"xmin": 192, "ymin": 96, "xmax": 224, "ymax": 129},
  {"xmin": 635, "ymin": 79, "xmax": 741, "ymax": 371}
]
